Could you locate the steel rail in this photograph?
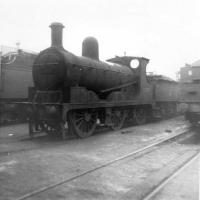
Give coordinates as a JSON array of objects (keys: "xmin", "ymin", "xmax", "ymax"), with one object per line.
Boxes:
[
  {"xmin": 15, "ymin": 128, "xmax": 190, "ymax": 200},
  {"xmin": 142, "ymin": 150, "xmax": 200, "ymax": 200}
]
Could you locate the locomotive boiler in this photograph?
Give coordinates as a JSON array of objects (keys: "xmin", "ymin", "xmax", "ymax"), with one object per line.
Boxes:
[
  {"xmin": 29, "ymin": 22, "xmax": 178, "ymax": 139},
  {"xmin": 33, "ymin": 23, "xmax": 137, "ymax": 94}
]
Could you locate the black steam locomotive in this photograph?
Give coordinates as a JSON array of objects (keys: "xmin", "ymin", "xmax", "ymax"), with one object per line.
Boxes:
[{"xmin": 28, "ymin": 22, "xmax": 179, "ymax": 138}]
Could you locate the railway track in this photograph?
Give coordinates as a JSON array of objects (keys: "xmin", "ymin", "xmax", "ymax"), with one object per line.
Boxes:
[
  {"xmin": 15, "ymin": 127, "xmax": 191, "ymax": 200},
  {"xmin": 142, "ymin": 151, "xmax": 200, "ymax": 200}
]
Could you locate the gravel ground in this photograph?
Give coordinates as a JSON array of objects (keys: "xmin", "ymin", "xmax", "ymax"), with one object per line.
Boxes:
[
  {"xmin": 0, "ymin": 116, "xmax": 195, "ymax": 200},
  {"xmin": 149, "ymin": 153, "xmax": 199, "ymax": 200}
]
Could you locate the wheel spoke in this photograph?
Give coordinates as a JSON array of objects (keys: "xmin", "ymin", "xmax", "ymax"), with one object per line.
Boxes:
[
  {"xmin": 79, "ymin": 122, "xmax": 85, "ymax": 131},
  {"xmin": 76, "ymin": 120, "xmax": 84, "ymax": 128},
  {"xmin": 86, "ymin": 123, "xmax": 89, "ymax": 133},
  {"xmin": 75, "ymin": 118, "xmax": 84, "ymax": 125}
]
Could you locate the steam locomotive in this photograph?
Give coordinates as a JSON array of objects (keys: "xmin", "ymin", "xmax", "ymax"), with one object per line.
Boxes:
[
  {"xmin": 179, "ymin": 64, "xmax": 200, "ymax": 125},
  {"xmin": 28, "ymin": 22, "xmax": 179, "ymax": 138},
  {"xmin": 0, "ymin": 48, "xmax": 37, "ymax": 123}
]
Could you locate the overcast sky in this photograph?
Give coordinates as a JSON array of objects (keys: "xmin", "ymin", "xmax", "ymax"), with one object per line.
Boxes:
[{"xmin": 0, "ymin": 0, "xmax": 200, "ymax": 78}]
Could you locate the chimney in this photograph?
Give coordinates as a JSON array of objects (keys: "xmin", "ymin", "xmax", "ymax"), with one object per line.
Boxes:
[{"xmin": 49, "ymin": 22, "xmax": 64, "ymax": 48}]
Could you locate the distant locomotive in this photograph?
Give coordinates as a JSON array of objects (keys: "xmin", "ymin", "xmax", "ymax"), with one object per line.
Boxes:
[
  {"xmin": 0, "ymin": 48, "xmax": 37, "ymax": 123},
  {"xmin": 179, "ymin": 64, "xmax": 200, "ymax": 125},
  {"xmin": 28, "ymin": 22, "xmax": 179, "ymax": 138}
]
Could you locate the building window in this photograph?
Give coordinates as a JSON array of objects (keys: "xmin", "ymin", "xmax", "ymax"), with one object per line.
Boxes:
[{"xmin": 188, "ymin": 70, "xmax": 192, "ymax": 76}]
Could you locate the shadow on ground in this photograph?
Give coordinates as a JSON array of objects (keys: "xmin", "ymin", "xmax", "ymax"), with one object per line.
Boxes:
[{"xmin": 179, "ymin": 126, "xmax": 200, "ymax": 145}]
